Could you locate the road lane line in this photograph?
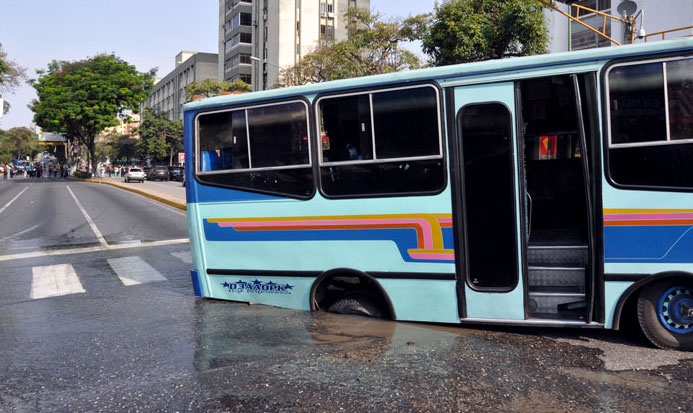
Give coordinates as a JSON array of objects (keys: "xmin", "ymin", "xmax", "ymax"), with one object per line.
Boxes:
[
  {"xmin": 170, "ymin": 251, "xmax": 192, "ymax": 264},
  {"xmin": 0, "ymin": 186, "xmax": 29, "ymax": 215},
  {"xmin": 0, "ymin": 238, "xmax": 190, "ymax": 262},
  {"xmin": 107, "ymin": 256, "xmax": 167, "ymax": 285},
  {"xmin": 66, "ymin": 185, "xmax": 108, "ymax": 247},
  {"xmin": 31, "ymin": 264, "xmax": 86, "ymax": 299}
]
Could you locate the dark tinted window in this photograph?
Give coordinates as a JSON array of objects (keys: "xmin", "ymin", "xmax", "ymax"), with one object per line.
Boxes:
[
  {"xmin": 609, "ymin": 63, "xmax": 666, "ymax": 144},
  {"xmin": 372, "ymin": 87, "xmax": 440, "ymax": 159},
  {"xmin": 317, "ymin": 85, "xmax": 444, "ymax": 197},
  {"xmin": 608, "ymin": 57, "xmax": 693, "ymax": 189},
  {"xmin": 667, "ymin": 58, "xmax": 693, "ymax": 140},
  {"xmin": 198, "ymin": 109, "xmax": 248, "ymax": 171},
  {"xmin": 319, "ymin": 94, "xmax": 373, "ymax": 163},
  {"xmin": 247, "ymin": 102, "xmax": 310, "ymax": 168},
  {"xmin": 609, "ymin": 144, "xmax": 693, "ymax": 188},
  {"xmin": 459, "ymin": 103, "xmax": 517, "ymax": 290},
  {"xmin": 196, "ymin": 101, "xmax": 313, "ymax": 198}
]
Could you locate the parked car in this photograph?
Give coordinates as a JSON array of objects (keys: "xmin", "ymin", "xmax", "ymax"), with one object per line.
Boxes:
[
  {"xmin": 168, "ymin": 166, "xmax": 184, "ymax": 182},
  {"xmin": 124, "ymin": 167, "xmax": 145, "ymax": 183},
  {"xmin": 143, "ymin": 166, "xmax": 152, "ymax": 180},
  {"xmin": 148, "ymin": 166, "xmax": 169, "ymax": 181}
]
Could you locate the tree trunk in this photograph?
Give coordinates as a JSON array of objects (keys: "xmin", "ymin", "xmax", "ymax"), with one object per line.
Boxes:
[{"xmin": 169, "ymin": 145, "xmax": 174, "ymax": 166}]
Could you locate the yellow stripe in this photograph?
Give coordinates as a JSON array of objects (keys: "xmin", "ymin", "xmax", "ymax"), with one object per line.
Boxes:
[{"xmin": 604, "ymin": 208, "xmax": 693, "ymax": 214}]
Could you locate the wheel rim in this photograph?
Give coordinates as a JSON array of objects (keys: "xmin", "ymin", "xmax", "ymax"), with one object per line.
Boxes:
[{"xmin": 657, "ymin": 286, "xmax": 693, "ymax": 334}]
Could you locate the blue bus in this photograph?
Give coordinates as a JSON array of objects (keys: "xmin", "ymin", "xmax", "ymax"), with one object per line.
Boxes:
[{"xmin": 184, "ymin": 38, "xmax": 693, "ymax": 351}]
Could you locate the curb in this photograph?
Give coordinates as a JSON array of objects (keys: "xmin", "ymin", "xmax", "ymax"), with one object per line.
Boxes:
[{"xmin": 86, "ymin": 179, "xmax": 187, "ymax": 211}]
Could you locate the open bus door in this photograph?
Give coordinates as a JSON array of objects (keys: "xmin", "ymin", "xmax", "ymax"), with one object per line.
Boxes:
[
  {"xmin": 451, "ymin": 82, "xmax": 527, "ymax": 321},
  {"xmin": 451, "ymin": 76, "xmax": 596, "ymax": 324}
]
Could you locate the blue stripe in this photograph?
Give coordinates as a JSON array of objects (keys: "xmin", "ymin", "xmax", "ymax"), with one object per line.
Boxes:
[
  {"xmin": 604, "ymin": 225, "xmax": 693, "ymax": 263},
  {"xmin": 203, "ymin": 220, "xmax": 454, "ymax": 264},
  {"xmin": 190, "ymin": 270, "xmax": 203, "ymax": 296}
]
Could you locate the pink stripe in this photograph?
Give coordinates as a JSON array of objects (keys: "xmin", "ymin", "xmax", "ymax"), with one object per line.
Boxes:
[
  {"xmin": 218, "ymin": 218, "xmax": 435, "ymax": 249},
  {"xmin": 408, "ymin": 252, "xmax": 455, "ymax": 261},
  {"xmin": 605, "ymin": 213, "xmax": 693, "ymax": 221}
]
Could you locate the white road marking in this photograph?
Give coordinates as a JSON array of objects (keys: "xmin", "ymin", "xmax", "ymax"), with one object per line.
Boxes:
[
  {"xmin": 66, "ymin": 185, "xmax": 108, "ymax": 247},
  {"xmin": 170, "ymin": 251, "xmax": 192, "ymax": 264},
  {"xmin": 0, "ymin": 186, "xmax": 29, "ymax": 215},
  {"xmin": 0, "ymin": 238, "xmax": 190, "ymax": 262},
  {"xmin": 31, "ymin": 264, "xmax": 86, "ymax": 299},
  {"xmin": 107, "ymin": 256, "xmax": 167, "ymax": 286}
]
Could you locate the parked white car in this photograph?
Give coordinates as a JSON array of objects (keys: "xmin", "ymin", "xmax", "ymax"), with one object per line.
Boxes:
[{"xmin": 124, "ymin": 168, "xmax": 145, "ymax": 183}]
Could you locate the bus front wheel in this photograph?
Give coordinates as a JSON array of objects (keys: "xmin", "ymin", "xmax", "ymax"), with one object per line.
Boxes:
[
  {"xmin": 637, "ymin": 280, "xmax": 693, "ymax": 351},
  {"xmin": 328, "ymin": 292, "xmax": 384, "ymax": 319}
]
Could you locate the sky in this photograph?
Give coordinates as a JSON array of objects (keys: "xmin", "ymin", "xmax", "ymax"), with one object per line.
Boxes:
[{"xmin": 0, "ymin": 0, "xmax": 437, "ymax": 130}]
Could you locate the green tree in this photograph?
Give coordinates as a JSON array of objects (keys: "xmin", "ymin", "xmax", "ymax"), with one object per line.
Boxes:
[
  {"xmin": 136, "ymin": 108, "xmax": 183, "ymax": 166},
  {"xmin": 0, "ymin": 43, "xmax": 27, "ymax": 115},
  {"xmin": 416, "ymin": 0, "xmax": 548, "ymax": 66},
  {"xmin": 29, "ymin": 54, "xmax": 154, "ymax": 173},
  {"xmin": 99, "ymin": 130, "xmax": 138, "ymax": 164},
  {"xmin": 185, "ymin": 78, "xmax": 252, "ymax": 101},
  {"xmin": 0, "ymin": 127, "xmax": 39, "ymax": 162},
  {"xmin": 277, "ymin": 8, "xmax": 422, "ymax": 87}
]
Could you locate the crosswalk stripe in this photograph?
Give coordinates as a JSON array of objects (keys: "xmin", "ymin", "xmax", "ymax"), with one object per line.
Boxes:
[
  {"xmin": 31, "ymin": 264, "xmax": 86, "ymax": 299},
  {"xmin": 170, "ymin": 251, "xmax": 192, "ymax": 264},
  {"xmin": 107, "ymin": 256, "xmax": 167, "ymax": 286}
]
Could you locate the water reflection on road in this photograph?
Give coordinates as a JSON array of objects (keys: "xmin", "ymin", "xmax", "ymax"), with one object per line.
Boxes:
[{"xmin": 192, "ymin": 300, "xmax": 693, "ymax": 412}]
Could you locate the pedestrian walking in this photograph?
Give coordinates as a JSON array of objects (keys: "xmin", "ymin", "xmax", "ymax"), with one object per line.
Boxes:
[{"xmin": 2, "ymin": 164, "xmax": 7, "ymax": 179}]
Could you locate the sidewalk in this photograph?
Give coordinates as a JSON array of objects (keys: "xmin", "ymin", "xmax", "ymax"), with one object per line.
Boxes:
[{"xmin": 87, "ymin": 177, "xmax": 187, "ymax": 211}]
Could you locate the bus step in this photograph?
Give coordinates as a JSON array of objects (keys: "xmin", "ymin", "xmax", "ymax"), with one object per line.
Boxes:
[
  {"xmin": 527, "ymin": 244, "xmax": 587, "ymax": 266},
  {"xmin": 528, "ymin": 266, "xmax": 585, "ymax": 288},
  {"xmin": 528, "ymin": 292, "xmax": 585, "ymax": 314}
]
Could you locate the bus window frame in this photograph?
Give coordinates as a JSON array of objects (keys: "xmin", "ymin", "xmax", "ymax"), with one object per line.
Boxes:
[
  {"xmin": 193, "ymin": 96, "xmax": 317, "ymax": 199},
  {"xmin": 312, "ymin": 81, "xmax": 448, "ymax": 199},
  {"xmin": 315, "ymin": 83, "xmax": 445, "ymax": 167},
  {"xmin": 194, "ymin": 98, "xmax": 313, "ymax": 176},
  {"xmin": 602, "ymin": 50, "xmax": 693, "ymax": 192}
]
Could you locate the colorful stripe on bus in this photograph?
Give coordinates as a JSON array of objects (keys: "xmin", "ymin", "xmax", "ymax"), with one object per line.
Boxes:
[
  {"xmin": 604, "ymin": 209, "xmax": 693, "ymax": 263},
  {"xmin": 203, "ymin": 214, "xmax": 456, "ymax": 264}
]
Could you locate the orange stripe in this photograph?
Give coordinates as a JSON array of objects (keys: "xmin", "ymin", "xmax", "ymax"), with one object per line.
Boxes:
[
  {"xmin": 604, "ymin": 219, "xmax": 693, "ymax": 226},
  {"xmin": 235, "ymin": 223, "xmax": 426, "ymax": 248}
]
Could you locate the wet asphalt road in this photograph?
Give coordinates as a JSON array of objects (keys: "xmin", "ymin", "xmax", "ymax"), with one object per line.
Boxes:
[{"xmin": 0, "ymin": 178, "xmax": 692, "ymax": 412}]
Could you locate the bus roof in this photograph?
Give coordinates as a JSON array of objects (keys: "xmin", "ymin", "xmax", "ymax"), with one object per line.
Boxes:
[{"xmin": 184, "ymin": 37, "xmax": 693, "ymax": 113}]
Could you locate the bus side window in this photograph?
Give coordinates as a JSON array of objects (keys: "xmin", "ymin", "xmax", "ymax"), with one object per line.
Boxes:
[
  {"xmin": 317, "ymin": 85, "xmax": 445, "ymax": 197},
  {"xmin": 608, "ymin": 56, "xmax": 693, "ymax": 189}
]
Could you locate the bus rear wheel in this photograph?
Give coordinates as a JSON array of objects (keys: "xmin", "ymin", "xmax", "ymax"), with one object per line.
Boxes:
[
  {"xmin": 637, "ymin": 280, "xmax": 693, "ymax": 351},
  {"xmin": 328, "ymin": 292, "xmax": 384, "ymax": 319}
]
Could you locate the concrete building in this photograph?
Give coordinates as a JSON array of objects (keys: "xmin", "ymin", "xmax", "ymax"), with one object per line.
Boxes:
[
  {"xmin": 545, "ymin": 0, "xmax": 693, "ymax": 53},
  {"xmin": 144, "ymin": 51, "xmax": 218, "ymax": 121},
  {"xmin": 97, "ymin": 113, "xmax": 141, "ymax": 142},
  {"xmin": 219, "ymin": 0, "xmax": 370, "ymax": 91}
]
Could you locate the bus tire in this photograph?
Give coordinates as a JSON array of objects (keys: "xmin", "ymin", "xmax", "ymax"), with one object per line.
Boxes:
[
  {"xmin": 328, "ymin": 292, "xmax": 383, "ymax": 319},
  {"xmin": 637, "ymin": 280, "xmax": 693, "ymax": 351}
]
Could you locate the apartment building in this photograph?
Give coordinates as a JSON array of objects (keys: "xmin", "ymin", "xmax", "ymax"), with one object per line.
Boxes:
[
  {"xmin": 144, "ymin": 51, "xmax": 218, "ymax": 122},
  {"xmin": 219, "ymin": 0, "xmax": 370, "ymax": 91},
  {"xmin": 546, "ymin": 0, "xmax": 693, "ymax": 53}
]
